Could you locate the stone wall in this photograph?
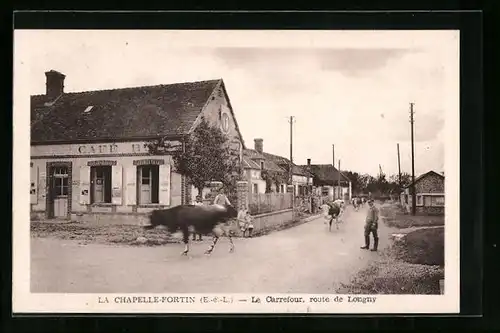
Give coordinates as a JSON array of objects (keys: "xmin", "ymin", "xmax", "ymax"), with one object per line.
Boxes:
[
  {"xmin": 415, "ymin": 173, "xmax": 445, "ymax": 193},
  {"xmin": 251, "ymin": 209, "xmax": 294, "ymax": 231},
  {"xmin": 236, "ymin": 180, "xmax": 249, "ymax": 210}
]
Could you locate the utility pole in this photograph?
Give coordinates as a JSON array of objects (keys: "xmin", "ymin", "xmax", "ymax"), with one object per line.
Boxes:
[
  {"xmin": 397, "ymin": 143, "xmax": 402, "ymax": 188},
  {"xmin": 410, "ymin": 103, "xmax": 416, "ymax": 216},
  {"xmin": 288, "ymin": 116, "xmax": 295, "ymax": 188},
  {"xmin": 338, "ymin": 159, "xmax": 341, "ymax": 200},
  {"xmin": 332, "ymin": 144, "xmax": 335, "ymax": 199}
]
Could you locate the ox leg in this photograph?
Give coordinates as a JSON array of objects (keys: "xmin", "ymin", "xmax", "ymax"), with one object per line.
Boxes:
[
  {"xmin": 181, "ymin": 241, "xmax": 190, "ymax": 256},
  {"xmin": 228, "ymin": 235, "xmax": 235, "ymax": 253},
  {"xmin": 205, "ymin": 236, "xmax": 219, "ymax": 255},
  {"xmin": 328, "ymin": 218, "xmax": 332, "ymax": 232},
  {"xmin": 336, "ymin": 217, "xmax": 340, "ymax": 230},
  {"xmin": 181, "ymin": 229, "xmax": 190, "ymax": 256}
]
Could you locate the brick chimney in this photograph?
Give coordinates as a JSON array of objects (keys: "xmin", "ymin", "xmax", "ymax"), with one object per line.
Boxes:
[
  {"xmin": 254, "ymin": 138, "xmax": 263, "ymax": 154},
  {"xmin": 307, "ymin": 159, "xmax": 311, "ymax": 167},
  {"xmin": 45, "ymin": 70, "xmax": 66, "ymax": 100}
]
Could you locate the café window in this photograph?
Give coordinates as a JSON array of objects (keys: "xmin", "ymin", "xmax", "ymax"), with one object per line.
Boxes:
[
  {"xmin": 137, "ymin": 165, "xmax": 159, "ymax": 204},
  {"xmin": 416, "ymin": 194, "xmax": 423, "ymax": 206},
  {"xmin": 253, "ymin": 183, "xmax": 258, "ymax": 194},
  {"xmin": 91, "ymin": 166, "xmax": 112, "ymax": 203}
]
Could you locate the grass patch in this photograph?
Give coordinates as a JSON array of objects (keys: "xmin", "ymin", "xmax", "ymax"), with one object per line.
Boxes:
[
  {"xmin": 380, "ymin": 204, "xmax": 444, "ymax": 229},
  {"xmin": 392, "ymin": 227, "xmax": 444, "ymax": 266},
  {"xmin": 338, "ymin": 259, "xmax": 444, "ymax": 295}
]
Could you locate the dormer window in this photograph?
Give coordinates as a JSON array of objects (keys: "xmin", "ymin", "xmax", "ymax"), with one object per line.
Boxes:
[{"xmin": 83, "ymin": 106, "xmax": 94, "ymax": 113}]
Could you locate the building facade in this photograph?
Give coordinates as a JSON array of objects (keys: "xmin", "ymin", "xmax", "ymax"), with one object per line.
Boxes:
[
  {"xmin": 30, "ymin": 70, "xmax": 245, "ymax": 224},
  {"xmin": 307, "ymin": 164, "xmax": 352, "ymax": 201},
  {"xmin": 246, "ymin": 138, "xmax": 313, "ymax": 197},
  {"xmin": 400, "ymin": 170, "xmax": 445, "ymax": 215}
]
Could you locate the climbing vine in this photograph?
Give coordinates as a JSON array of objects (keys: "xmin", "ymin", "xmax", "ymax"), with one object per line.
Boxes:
[{"xmin": 261, "ymin": 170, "xmax": 288, "ymax": 193}]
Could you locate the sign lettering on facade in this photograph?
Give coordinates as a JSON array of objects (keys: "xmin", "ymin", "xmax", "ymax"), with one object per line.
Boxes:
[
  {"xmin": 32, "ymin": 141, "xmax": 183, "ymax": 158},
  {"xmin": 78, "ymin": 144, "xmax": 119, "ymax": 154}
]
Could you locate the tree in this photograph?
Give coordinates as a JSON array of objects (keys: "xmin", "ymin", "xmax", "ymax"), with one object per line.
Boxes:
[
  {"xmin": 144, "ymin": 117, "xmax": 240, "ymax": 197},
  {"xmin": 342, "ymin": 170, "xmax": 362, "ymax": 194}
]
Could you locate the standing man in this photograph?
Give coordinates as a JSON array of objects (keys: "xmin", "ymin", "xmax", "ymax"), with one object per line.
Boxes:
[{"xmin": 361, "ymin": 199, "xmax": 379, "ymax": 252}]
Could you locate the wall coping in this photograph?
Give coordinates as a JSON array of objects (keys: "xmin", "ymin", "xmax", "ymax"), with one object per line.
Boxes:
[{"xmin": 252, "ymin": 208, "xmax": 293, "ymax": 219}]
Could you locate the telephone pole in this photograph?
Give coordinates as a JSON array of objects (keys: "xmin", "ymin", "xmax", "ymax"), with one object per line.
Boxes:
[
  {"xmin": 338, "ymin": 159, "xmax": 341, "ymax": 200},
  {"xmin": 289, "ymin": 116, "xmax": 295, "ymax": 185},
  {"xmin": 410, "ymin": 103, "xmax": 416, "ymax": 216},
  {"xmin": 397, "ymin": 143, "xmax": 402, "ymax": 188},
  {"xmin": 332, "ymin": 144, "xmax": 335, "ymax": 198}
]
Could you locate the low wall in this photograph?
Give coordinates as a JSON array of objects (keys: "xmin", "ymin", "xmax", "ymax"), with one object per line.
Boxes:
[
  {"xmin": 418, "ymin": 206, "xmax": 445, "ymax": 216},
  {"xmin": 31, "ymin": 208, "xmax": 296, "ymax": 229},
  {"xmin": 251, "ymin": 209, "xmax": 294, "ymax": 231},
  {"xmin": 67, "ymin": 213, "xmax": 150, "ymax": 225}
]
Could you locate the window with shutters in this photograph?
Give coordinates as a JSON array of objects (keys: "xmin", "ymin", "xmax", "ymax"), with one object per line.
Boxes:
[
  {"xmin": 91, "ymin": 166, "xmax": 112, "ymax": 203},
  {"xmin": 137, "ymin": 165, "xmax": 160, "ymax": 204}
]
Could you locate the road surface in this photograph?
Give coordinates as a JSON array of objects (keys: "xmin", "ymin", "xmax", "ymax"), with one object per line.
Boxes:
[{"xmin": 31, "ymin": 205, "xmax": 390, "ymax": 293}]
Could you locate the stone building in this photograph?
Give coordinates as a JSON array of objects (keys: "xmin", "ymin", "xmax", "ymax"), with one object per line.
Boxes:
[
  {"xmin": 244, "ymin": 138, "xmax": 313, "ymax": 196},
  {"xmin": 30, "ymin": 70, "xmax": 245, "ymax": 224},
  {"xmin": 400, "ymin": 170, "xmax": 445, "ymax": 215}
]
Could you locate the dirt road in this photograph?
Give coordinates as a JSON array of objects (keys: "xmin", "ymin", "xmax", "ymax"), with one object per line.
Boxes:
[{"xmin": 31, "ymin": 206, "xmax": 390, "ymax": 293}]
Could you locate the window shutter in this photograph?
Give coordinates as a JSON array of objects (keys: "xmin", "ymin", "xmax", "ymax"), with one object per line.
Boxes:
[
  {"xmin": 30, "ymin": 163, "xmax": 38, "ymax": 204},
  {"xmin": 79, "ymin": 166, "xmax": 91, "ymax": 204},
  {"xmin": 111, "ymin": 165, "xmax": 123, "ymax": 205},
  {"xmin": 125, "ymin": 165, "xmax": 137, "ymax": 205},
  {"xmin": 159, "ymin": 164, "xmax": 171, "ymax": 206}
]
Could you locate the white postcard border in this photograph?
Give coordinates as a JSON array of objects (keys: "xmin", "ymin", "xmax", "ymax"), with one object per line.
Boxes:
[{"xmin": 13, "ymin": 29, "xmax": 460, "ymax": 314}]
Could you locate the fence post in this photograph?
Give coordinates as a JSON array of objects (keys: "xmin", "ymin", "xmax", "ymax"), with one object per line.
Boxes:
[{"xmin": 236, "ymin": 181, "xmax": 248, "ymax": 211}]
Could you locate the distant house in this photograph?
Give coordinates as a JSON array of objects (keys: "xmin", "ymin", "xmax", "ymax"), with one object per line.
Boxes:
[
  {"xmin": 306, "ymin": 164, "xmax": 352, "ymax": 201},
  {"xmin": 400, "ymin": 170, "xmax": 445, "ymax": 215},
  {"xmin": 246, "ymin": 138, "xmax": 313, "ymax": 196},
  {"xmin": 242, "ymin": 148, "xmax": 286, "ymax": 195}
]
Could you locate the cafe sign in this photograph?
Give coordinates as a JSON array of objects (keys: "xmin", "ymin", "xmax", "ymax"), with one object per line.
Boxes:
[{"xmin": 31, "ymin": 140, "xmax": 183, "ymax": 157}]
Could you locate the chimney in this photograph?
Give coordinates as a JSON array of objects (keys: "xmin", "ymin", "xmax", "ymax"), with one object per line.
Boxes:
[
  {"xmin": 254, "ymin": 138, "xmax": 263, "ymax": 154},
  {"xmin": 45, "ymin": 70, "xmax": 66, "ymax": 100},
  {"xmin": 307, "ymin": 158, "xmax": 311, "ymax": 166}
]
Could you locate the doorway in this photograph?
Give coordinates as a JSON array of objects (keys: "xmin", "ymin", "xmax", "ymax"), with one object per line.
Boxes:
[{"xmin": 47, "ymin": 162, "xmax": 72, "ymax": 219}]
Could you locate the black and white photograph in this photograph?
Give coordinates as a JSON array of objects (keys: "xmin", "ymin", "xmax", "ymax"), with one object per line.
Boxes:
[{"xmin": 13, "ymin": 29, "xmax": 460, "ymax": 313}]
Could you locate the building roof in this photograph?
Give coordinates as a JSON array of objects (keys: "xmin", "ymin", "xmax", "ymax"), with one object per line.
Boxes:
[
  {"xmin": 262, "ymin": 152, "xmax": 311, "ymax": 176},
  {"xmin": 242, "ymin": 155, "xmax": 261, "ymax": 170},
  {"xmin": 31, "ymin": 79, "xmax": 223, "ymax": 144},
  {"xmin": 243, "ymin": 149, "xmax": 284, "ymax": 172},
  {"xmin": 403, "ymin": 170, "xmax": 445, "ymax": 189},
  {"xmin": 306, "ymin": 164, "xmax": 351, "ymax": 185}
]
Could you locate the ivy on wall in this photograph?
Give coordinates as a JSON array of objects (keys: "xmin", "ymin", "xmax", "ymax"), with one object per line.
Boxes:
[{"xmin": 261, "ymin": 170, "xmax": 288, "ymax": 193}]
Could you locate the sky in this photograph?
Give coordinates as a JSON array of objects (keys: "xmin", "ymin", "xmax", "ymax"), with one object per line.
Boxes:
[{"xmin": 16, "ymin": 30, "xmax": 459, "ymax": 177}]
